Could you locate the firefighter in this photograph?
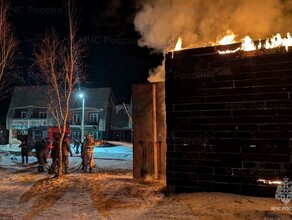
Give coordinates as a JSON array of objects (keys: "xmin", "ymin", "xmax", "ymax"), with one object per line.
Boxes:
[
  {"xmin": 48, "ymin": 134, "xmax": 71, "ymax": 174},
  {"xmin": 80, "ymin": 135, "xmax": 87, "ymax": 170},
  {"xmin": 19, "ymin": 140, "xmax": 29, "ymax": 165},
  {"xmin": 35, "ymin": 139, "xmax": 47, "ymax": 172},
  {"xmin": 82, "ymin": 133, "xmax": 104, "ymax": 173},
  {"xmin": 62, "ymin": 135, "xmax": 71, "ymax": 174},
  {"xmin": 48, "ymin": 135, "xmax": 59, "ymax": 174}
]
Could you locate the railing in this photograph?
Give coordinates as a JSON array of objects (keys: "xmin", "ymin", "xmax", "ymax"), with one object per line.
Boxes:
[{"xmin": 11, "ymin": 119, "xmax": 47, "ymax": 129}]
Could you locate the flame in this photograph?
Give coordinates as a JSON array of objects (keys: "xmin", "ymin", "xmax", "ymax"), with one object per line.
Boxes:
[
  {"xmin": 218, "ymin": 48, "xmax": 240, "ymax": 54},
  {"xmin": 174, "ymin": 37, "xmax": 182, "ymax": 51},
  {"xmin": 218, "ymin": 32, "xmax": 292, "ymax": 54},
  {"xmin": 283, "ymin": 33, "xmax": 292, "ymax": 50},
  {"xmin": 172, "ymin": 31, "xmax": 292, "ymax": 54},
  {"xmin": 257, "ymin": 178, "xmax": 283, "ymax": 185},
  {"xmin": 265, "ymin": 33, "xmax": 292, "ymax": 51},
  {"xmin": 258, "ymin": 40, "xmax": 262, "ymax": 49},
  {"xmin": 218, "ymin": 30, "xmax": 236, "ymax": 45},
  {"xmin": 241, "ymin": 36, "xmax": 257, "ymax": 51}
]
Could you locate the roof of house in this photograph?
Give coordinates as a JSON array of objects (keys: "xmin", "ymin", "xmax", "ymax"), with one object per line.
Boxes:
[
  {"xmin": 7, "ymin": 86, "xmax": 116, "ymax": 118},
  {"xmin": 70, "ymin": 87, "xmax": 116, "ymax": 109},
  {"xmin": 7, "ymin": 85, "xmax": 49, "ymax": 114},
  {"xmin": 110, "ymin": 104, "xmax": 132, "ymax": 130}
]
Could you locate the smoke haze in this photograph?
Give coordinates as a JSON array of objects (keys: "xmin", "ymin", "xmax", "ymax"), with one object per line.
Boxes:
[{"xmin": 134, "ymin": 0, "xmax": 292, "ymax": 53}]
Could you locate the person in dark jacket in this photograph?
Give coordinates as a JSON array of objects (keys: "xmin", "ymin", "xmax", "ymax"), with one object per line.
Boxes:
[
  {"xmin": 35, "ymin": 139, "xmax": 48, "ymax": 172},
  {"xmin": 80, "ymin": 135, "xmax": 88, "ymax": 171},
  {"xmin": 62, "ymin": 135, "xmax": 71, "ymax": 174},
  {"xmin": 19, "ymin": 140, "xmax": 29, "ymax": 165},
  {"xmin": 73, "ymin": 138, "xmax": 80, "ymax": 154},
  {"xmin": 48, "ymin": 135, "xmax": 59, "ymax": 174},
  {"xmin": 48, "ymin": 134, "xmax": 71, "ymax": 174}
]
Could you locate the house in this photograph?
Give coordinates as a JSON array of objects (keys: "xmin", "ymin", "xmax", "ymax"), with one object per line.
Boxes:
[
  {"xmin": 109, "ymin": 103, "xmax": 132, "ymax": 142},
  {"xmin": 6, "ymin": 86, "xmax": 51, "ymax": 144},
  {"xmin": 69, "ymin": 87, "xmax": 116, "ymax": 141},
  {"xmin": 6, "ymin": 86, "xmax": 116, "ymax": 144}
]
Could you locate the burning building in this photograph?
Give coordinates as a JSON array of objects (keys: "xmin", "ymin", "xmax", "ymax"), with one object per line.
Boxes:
[
  {"xmin": 165, "ymin": 39, "xmax": 292, "ymax": 195},
  {"xmin": 134, "ymin": 0, "xmax": 292, "ymax": 195}
]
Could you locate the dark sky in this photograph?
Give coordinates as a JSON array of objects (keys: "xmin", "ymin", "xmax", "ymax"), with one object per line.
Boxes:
[{"xmin": 8, "ymin": 0, "xmax": 163, "ymax": 103}]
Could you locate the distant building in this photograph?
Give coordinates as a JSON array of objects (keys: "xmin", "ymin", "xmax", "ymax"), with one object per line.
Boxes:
[
  {"xmin": 69, "ymin": 87, "xmax": 116, "ymax": 141},
  {"xmin": 6, "ymin": 86, "xmax": 51, "ymax": 144},
  {"xmin": 6, "ymin": 86, "xmax": 122, "ymax": 144},
  {"xmin": 109, "ymin": 103, "xmax": 132, "ymax": 142}
]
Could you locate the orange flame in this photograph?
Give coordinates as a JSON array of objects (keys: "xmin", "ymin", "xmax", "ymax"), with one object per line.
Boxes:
[
  {"xmin": 241, "ymin": 36, "xmax": 257, "ymax": 51},
  {"xmin": 174, "ymin": 37, "xmax": 182, "ymax": 51},
  {"xmin": 218, "ymin": 32, "xmax": 292, "ymax": 54},
  {"xmin": 172, "ymin": 32, "xmax": 292, "ymax": 54},
  {"xmin": 218, "ymin": 30, "xmax": 236, "ymax": 45}
]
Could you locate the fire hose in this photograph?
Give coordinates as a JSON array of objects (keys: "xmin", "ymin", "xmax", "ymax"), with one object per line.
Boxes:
[{"xmin": 43, "ymin": 162, "xmax": 83, "ymax": 175}]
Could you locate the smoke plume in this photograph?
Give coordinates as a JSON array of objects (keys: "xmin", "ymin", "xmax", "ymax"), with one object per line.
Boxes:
[{"xmin": 134, "ymin": 0, "xmax": 292, "ymax": 53}]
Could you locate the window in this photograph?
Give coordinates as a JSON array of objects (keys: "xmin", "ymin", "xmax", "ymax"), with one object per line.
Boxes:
[
  {"xmin": 39, "ymin": 112, "xmax": 47, "ymax": 119},
  {"xmin": 73, "ymin": 114, "xmax": 81, "ymax": 123},
  {"xmin": 21, "ymin": 111, "xmax": 27, "ymax": 119},
  {"xmin": 89, "ymin": 113, "xmax": 99, "ymax": 123},
  {"xmin": 71, "ymin": 132, "xmax": 80, "ymax": 140}
]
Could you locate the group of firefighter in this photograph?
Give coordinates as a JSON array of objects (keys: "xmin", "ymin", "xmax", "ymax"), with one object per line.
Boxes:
[{"xmin": 18, "ymin": 133, "xmax": 104, "ymax": 174}]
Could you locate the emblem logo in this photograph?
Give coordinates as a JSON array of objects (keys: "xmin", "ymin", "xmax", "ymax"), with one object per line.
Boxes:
[{"xmin": 275, "ymin": 177, "xmax": 292, "ymax": 205}]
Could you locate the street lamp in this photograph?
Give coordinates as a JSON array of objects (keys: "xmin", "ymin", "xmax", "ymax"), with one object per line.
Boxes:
[{"xmin": 79, "ymin": 93, "xmax": 85, "ymax": 143}]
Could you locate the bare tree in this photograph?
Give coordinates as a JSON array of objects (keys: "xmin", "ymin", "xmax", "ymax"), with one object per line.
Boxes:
[
  {"xmin": 34, "ymin": 0, "xmax": 85, "ymax": 177},
  {"xmin": 0, "ymin": 0, "xmax": 18, "ymax": 101}
]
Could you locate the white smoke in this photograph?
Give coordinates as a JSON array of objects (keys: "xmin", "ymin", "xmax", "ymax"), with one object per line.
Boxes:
[
  {"xmin": 134, "ymin": 0, "xmax": 292, "ymax": 53},
  {"xmin": 147, "ymin": 59, "xmax": 165, "ymax": 83}
]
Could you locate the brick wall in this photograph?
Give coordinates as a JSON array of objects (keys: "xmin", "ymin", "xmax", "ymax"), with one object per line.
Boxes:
[{"xmin": 165, "ymin": 45, "xmax": 292, "ymax": 195}]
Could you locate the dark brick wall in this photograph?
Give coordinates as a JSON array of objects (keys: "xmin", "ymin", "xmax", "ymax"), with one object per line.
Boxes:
[{"xmin": 165, "ymin": 45, "xmax": 292, "ymax": 195}]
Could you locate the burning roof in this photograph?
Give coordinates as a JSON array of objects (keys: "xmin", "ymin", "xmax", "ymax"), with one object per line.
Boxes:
[
  {"xmin": 134, "ymin": 0, "xmax": 292, "ymax": 82},
  {"xmin": 134, "ymin": 0, "xmax": 292, "ymax": 53},
  {"xmin": 173, "ymin": 32, "xmax": 292, "ymax": 54}
]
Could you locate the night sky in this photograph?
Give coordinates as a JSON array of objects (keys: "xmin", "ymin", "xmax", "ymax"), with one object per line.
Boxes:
[{"xmin": 7, "ymin": 0, "xmax": 163, "ymax": 105}]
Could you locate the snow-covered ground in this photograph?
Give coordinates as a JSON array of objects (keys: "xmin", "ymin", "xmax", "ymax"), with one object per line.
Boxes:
[
  {"xmin": 0, "ymin": 142, "xmax": 133, "ymax": 172},
  {"xmin": 0, "ymin": 142, "xmax": 292, "ymax": 220}
]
